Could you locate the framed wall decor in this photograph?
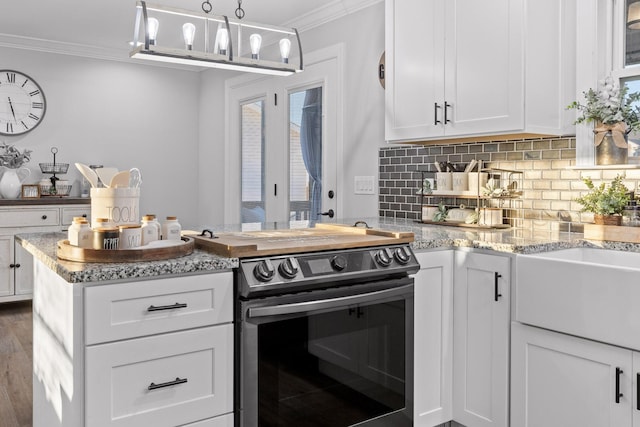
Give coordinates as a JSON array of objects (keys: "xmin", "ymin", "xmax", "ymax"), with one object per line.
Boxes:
[{"xmin": 21, "ymin": 184, "xmax": 40, "ymax": 199}]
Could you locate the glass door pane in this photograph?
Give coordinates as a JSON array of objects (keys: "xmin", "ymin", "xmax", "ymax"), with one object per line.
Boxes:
[
  {"xmin": 241, "ymin": 100, "xmax": 266, "ymax": 223},
  {"xmin": 289, "ymin": 87, "xmax": 322, "ymax": 221}
]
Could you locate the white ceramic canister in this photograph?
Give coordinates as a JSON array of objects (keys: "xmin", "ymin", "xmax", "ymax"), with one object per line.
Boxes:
[
  {"xmin": 146, "ymin": 214, "xmax": 162, "ymax": 240},
  {"xmin": 422, "ymin": 205, "xmax": 439, "ymax": 222},
  {"xmin": 67, "ymin": 216, "xmax": 85, "ymax": 246},
  {"xmin": 90, "ymin": 187, "xmax": 140, "ymax": 228},
  {"xmin": 452, "ymin": 172, "xmax": 469, "ymax": 192},
  {"xmin": 161, "ymin": 216, "xmax": 182, "ymax": 241},
  {"xmin": 478, "ymin": 207, "xmax": 503, "ymax": 227},
  {"xmin": 141, "ymin": 215, "xmax": 159, "ymax": 245},
  {"xmin": 118, "ymin": 225, "xmax": 142, "ymax": 249},
  {"xmin": 92, "ymin": 217, "xmax": 115, "ymax": 230},
  {"xmin": 435, "ymin": 172, "xmax": 453, "ymax": 191},
  {"xmin": 76, "ymin": 221, "xmax": 93, "ymax": 248},
  {"xmin": 468, "ymin": 172, "xmax": 489, "ymax": 193}
]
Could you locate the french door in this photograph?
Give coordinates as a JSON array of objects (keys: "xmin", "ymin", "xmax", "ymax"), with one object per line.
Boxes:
[{"xmin": 227, "ymin": 49, "xmax": 340, "ymax": 224}]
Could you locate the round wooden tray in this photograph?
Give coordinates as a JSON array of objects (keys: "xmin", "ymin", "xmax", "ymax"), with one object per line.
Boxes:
[{"xmin": 57, "ymin": 237, "xmax": 195, "ymax": 263}]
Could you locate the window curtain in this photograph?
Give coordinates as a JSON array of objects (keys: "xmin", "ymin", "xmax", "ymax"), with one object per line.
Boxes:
[{"xmin": 300, "ymin": 87, "xmax": 323, "ymax": 219}]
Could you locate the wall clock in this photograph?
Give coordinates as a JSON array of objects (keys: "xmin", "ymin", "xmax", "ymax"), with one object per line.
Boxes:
[{"xmin": 0, "ymin": 70, "xmax": 46, "ymax": 136}]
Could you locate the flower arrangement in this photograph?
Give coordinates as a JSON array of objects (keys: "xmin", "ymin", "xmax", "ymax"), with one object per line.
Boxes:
[
  {"xmin": 0, "ymin": 142, "xmax": 32, "ymax": 169},
  {"xmin": 568, "ymin": 76, "xmax": 640, "ymax": 131},
  {"xmin": 575, "ymin": 174, "xmax": 630, "ymax": 217}
]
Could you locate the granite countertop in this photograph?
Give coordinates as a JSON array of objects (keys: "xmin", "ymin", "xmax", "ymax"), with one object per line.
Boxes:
[
  {"xmin": 17, "ymin": 232, "xmax": 238, "ymax": 284},
  {"xmin": 18, "ymin": 217, "xmax": 640, "ymax": 284}
]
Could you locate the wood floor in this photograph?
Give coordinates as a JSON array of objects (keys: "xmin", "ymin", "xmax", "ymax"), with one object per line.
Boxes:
[{"xmin": 0, "ymin": 301, "xmax": 32, "ymax": 427}]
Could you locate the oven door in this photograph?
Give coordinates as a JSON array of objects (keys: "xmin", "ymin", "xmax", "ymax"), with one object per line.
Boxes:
[{"xmin": 237, "ymin": 277, "xmax": 414, "ymax": 427}]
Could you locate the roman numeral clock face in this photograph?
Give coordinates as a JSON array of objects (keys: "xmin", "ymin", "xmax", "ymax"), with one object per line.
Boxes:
[{"xmin": 0, "ymin": 70, "xmax": 46, "ymax": 136}]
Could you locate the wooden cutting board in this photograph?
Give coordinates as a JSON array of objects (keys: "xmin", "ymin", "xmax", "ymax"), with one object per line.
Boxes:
[{"xmin": 186, "ymin": 223, "xmax": 414, "ymax": 258}]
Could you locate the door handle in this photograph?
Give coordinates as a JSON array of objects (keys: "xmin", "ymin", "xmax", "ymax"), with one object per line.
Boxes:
[
  {"xmin": 318, "ymin": 209, "xmax": 335, "ymax": 218},
  {"xmin": 616, "ymin": 367, "xmax": 623, "ymax": 403},
  {"xmin": 434, "ymin": 102, "xmax": 442, "ymax": 125},
  {"xmin": 444, "ymin": 101, "xmax": 452, "ymax": 124},
  {"xmin": 494, "ymin": 272, "xmax": 502, "ymax": 302},
  {"xmin": 637, "ymin": 372, "xmax": 639, "ymax": 410}
]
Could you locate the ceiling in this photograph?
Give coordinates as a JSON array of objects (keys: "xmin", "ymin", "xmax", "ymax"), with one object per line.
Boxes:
[{"xmin": 0, "ymin": 0, "xmax": 379, "ymax": 61}]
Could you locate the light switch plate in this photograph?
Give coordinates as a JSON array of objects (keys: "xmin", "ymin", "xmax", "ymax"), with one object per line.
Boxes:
[{"xmin": 354, "ymin": 176, "xmax": 375, "ymax": 194}]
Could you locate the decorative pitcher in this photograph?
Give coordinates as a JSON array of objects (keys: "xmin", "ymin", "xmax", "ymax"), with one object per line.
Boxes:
[{"xmin": 0, "ymin": 167, "xmax": 31, "ymax": 199}]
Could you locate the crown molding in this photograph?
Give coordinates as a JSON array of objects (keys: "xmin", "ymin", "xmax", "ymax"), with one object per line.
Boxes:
[{"xmin": 284, "ymin": 0, "xmax": 382, "ymax": 32}]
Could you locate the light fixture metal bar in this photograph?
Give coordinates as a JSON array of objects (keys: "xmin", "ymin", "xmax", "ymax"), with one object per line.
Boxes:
[{"xmin": 131, "ymin": 1, "xmax": 303, "ymax": 74}]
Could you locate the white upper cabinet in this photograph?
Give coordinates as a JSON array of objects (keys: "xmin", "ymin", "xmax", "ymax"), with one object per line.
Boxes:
[{"xmin": 385, "ymin": 0, "xmax": 576, "ymax": 143}]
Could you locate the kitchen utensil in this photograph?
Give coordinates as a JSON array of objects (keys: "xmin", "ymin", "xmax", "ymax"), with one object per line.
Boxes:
[
  {"xmin": 434, "ymin": 162, "xmax": 442, "ymax": 172},
  {"xmin": 110, "ymin": 170, "xmax": 130, "ymax": 188},
  {"xmin": 95, "ymin": 167, "xmax": 118, "ymax": 188},
  {"xmin": 129, "ymin": 168, "xmax": 142, "ymax": 188},
  {"xmin": 75, "ymin": 163, "xmax": 98, "ymax": 189}
]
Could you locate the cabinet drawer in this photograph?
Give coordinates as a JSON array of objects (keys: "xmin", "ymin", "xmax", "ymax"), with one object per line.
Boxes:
[
  {"xmin": 86, "ymin": 325, "xmax": 233, "ymax": 427},
  {"xmin": 183, "ymin": 414, "xmax": 233, "ymax": 427},
  {"xmin": 0, "ymin": 208, "xmax": 59, "ymax": 227},
  {"xmin": 61, "ymin": 207, "xmax": 90, "ymax": 226},
  {"xmin": 85, "ymin": 273, "xmax": 233, "ymax": 345}
]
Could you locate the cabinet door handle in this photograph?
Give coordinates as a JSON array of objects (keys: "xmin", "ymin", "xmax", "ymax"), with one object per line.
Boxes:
[
  {"xmin": 147, "ymin": 302, "xmax": 188, "ymax": 312},
  {"xmin": 9, "ymin": 264, "xmax": 15, "ymax": 269},
  {"xmin": 616, "ymin": 367, "xmax": 623, "ymax": 403},
  {"xmin": 41, "ymin": 215, "xmax": 47, "ymax": 220},
  {"xmin": 82, "ymin": 214, "xmax": 87, "ymax": 218},
  {"xmin": 637, "ymin": 373, "xmax": 639, "ymax": 410},
  {"xmin": 444, "ymin": 101, "xmax": 452, "ymax": 124},
  {"xmin": 14, "ymin": 263, "xmax": 20, "ymax": 269},
  {"xmin": 148, "ymin": 377, "xmax": 188, "ymax": 391},
  {"xmin": 494, "ymin": 272, "xmax": 503, "ymax": 302},
  {"xmin": 434, "ymin": 102, "xmax": 442, "ymax": 125}
]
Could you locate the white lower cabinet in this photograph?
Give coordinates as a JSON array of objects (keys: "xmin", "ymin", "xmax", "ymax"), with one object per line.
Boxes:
[
  {"xmin": 86, "ymin": 325, "xmax": 233, "ymax": 427},
  {"xmin": 511, "ymin": 322, "xmax": 635, "ymax": 427},
  {"xmin": 413, "ymin": 250, "xmax": 453, "ymax": 426},
  {"xmin": 453, "ymin": 251, "xmax": 510, "ymax": 427}
]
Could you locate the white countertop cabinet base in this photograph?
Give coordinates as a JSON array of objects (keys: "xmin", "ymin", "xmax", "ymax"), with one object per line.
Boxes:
[
  {"xmin": 511, "ymin": 322, "xmax": 633, "ymax": 427},
  {"xmin": 31, "ymin": 258, "xmax": 234, "ymax": 427},
  {"xmin": 414, "ymin": 251, "xmax": 453, "ymax": 426},
  {"xmin": 453, "ymin": 251, "xmax": 510, "ymax": 427}
]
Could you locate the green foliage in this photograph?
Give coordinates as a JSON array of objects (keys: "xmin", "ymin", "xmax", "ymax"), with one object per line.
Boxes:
[
  {"xmin": 0, "ymin": 142, "xmax": 31, "ymax": 169},
  {"xmin": 567, "ymin": 76, "xmax": 640, "ymax": 133},
  {"xmin": 433, "ymin": 202, "xmax": 448, "ymax": 222},
  {"xmin": 575, "ymin": 175, "xmax": 630, "ymax": 216}
]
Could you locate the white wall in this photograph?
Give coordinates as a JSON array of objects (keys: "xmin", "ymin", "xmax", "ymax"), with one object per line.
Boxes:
[
  {"xmin": 1, "ymin": 2, "xmax": 385, "ymax": 228},
  {"xmin": 196, "ymin": 2, "xmax": 385, "ymax": 224},
  {"xmin": 0, "ymin": 47, "xmax": 202, "ymax": 228}
]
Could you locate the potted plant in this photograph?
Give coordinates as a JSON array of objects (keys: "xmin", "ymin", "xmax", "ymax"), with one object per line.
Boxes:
[
  {"xmin": 0, "ymin": 142, "xmax": 32, "ymax": 199},
  {"xmin": 575, "ymin": 174, "xmax": 630, "ymax": 225},
  {"xmin": 568, "ymin": 76, "xmax": 640, "ymax": 165}
]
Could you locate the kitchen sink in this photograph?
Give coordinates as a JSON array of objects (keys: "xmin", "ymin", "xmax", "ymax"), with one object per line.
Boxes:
[
  {"xmin": 516, "ymin": 247, "xmax": 640, "ymax": 350},
  {"xmin": 525, "ymin": 247, "xmax": 640, "ymax": 269}
]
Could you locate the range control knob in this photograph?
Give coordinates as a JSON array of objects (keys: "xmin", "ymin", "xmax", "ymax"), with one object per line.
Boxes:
[
  {"xmin": 331, "ymin": 255, "xmax": 348, "ymax": 271},
  {"xmin": 253, "ymin": 259, "xmax": 276, "ymax": 282},
  {"xmin": 278, "ymin": 257, "xmax": 300, "ymax": 279},
  {"xmin": 375, "ymin": 248, "xmax": 393, "ymax": 267},
  {"xmin": 394, "ymin": 247, "xmax": 412, "ymax": 265}
]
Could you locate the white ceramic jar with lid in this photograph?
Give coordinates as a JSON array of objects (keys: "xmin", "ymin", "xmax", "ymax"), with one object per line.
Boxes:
[
  {"xmin": 68, "ymin": 217, "xmax": 91, "ymax": 247},
  {"xmin": 161, "ymin": 216, "xmax": 181, "ymax": 241},
  {"xmin": 93, "ymin": 217, "xmax": 115, "ymax": 230},
  {"xmin": 141, "ymin": 215, "xmax": 159, "ymax": 245}
]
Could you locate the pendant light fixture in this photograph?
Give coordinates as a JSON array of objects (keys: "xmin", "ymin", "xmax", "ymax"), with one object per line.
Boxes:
[
  {"xmin": 629, "ymin": 0, "xmax": 640, "ymax": 29},
  {"xmin": 129, "ymin": 0, "xmax": 304, "ymax": 76}
]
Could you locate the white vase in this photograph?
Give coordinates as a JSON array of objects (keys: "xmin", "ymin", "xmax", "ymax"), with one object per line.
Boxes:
[{"xmin": 0, "ymin": 167, "xmax": 31, "ymax": 199}]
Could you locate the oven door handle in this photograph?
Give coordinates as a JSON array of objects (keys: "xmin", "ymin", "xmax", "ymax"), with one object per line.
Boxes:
[{"xmin": 247, "ymin": 284, "xmax": 413, "ymax": 318}]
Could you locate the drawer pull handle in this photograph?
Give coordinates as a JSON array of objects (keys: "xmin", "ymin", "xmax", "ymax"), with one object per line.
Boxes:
[
  {"xmin": 9, "ymin": 264, "xmax": 15, "ymax": 269},
  {"xmin": 14, "ymin": 263, "xmax": 20, "ymax": 269},
  {"xmin": 616, "ymin": 367, "xmax": 623, "ymax": 403},
  {"xmin": 148, "ymin": 377, "xmax": 188, "ymax": 391},
  {"xmin": 41, "ymin": 215, "xmax": 47, "ymax": 220},
  {"xmin": 82, "ymin": 214, "xmax": 87, "ymax": 218},
  {"xmin": 147, "ymin": 302, "xmax": 188, "ymax": 312}
]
